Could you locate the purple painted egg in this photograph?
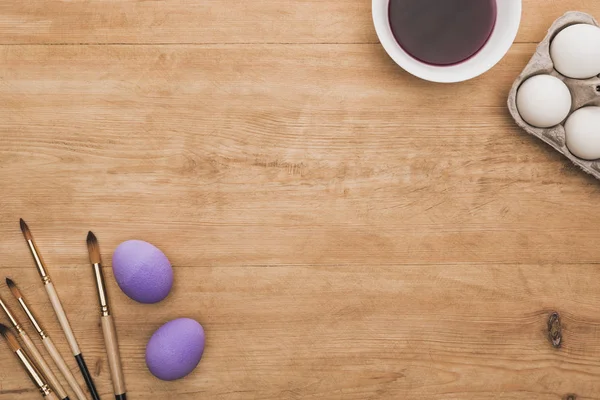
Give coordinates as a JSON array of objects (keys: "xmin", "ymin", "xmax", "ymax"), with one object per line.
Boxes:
[
  {"xmin": 146, "ymin": 318, "xmax": 205, "ymax": 381},
  {"xmin": 112, "ymin": 240, "xmax": 173, "ymax": 304}
]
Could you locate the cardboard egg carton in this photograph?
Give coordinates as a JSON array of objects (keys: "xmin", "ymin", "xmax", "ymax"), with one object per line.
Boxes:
[{"xmin": 508, "ymin": 11, "xmax": 600, "ymax": 179}]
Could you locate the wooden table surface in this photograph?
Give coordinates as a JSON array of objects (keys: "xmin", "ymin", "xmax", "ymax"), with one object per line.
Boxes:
[{"xmin": 1, "ymin": 1, "xmax": 600, "ymax": 399}]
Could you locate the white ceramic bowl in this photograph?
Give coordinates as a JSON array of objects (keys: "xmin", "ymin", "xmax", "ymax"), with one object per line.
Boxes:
[{"xmin": 372, "ymin": 0, "xmax": 522, "ymax": 83}]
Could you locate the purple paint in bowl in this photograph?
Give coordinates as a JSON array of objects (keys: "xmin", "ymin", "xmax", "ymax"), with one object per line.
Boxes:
[
  {"xmin": 146, "ymin": 318, "xmax": 205, "ymax": 381},
  {"xmin": 112, "ymin": 240, "xmax": 173, "ymax": 304}
]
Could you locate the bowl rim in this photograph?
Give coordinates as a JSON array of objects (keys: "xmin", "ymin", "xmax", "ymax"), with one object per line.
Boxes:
[{"xmin": 372, "ymin": 0, "xmax": 522, "ymax": 83}]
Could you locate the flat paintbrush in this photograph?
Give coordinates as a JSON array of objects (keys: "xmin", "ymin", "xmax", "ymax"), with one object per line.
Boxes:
[
  {"xmin": 87, "ymin": 231, "xmax": 127, "ymax": 400},
  {"xmin": 6, "ymin": 278, "xmax": 89, "ymax": 400},
  {"xmin": 0, "ymin": 323, "xmax": 59, "ymax": 399},
  {"xmin": 20, "ymin": 219, "xmax": 100, "ymax": 400},
  {"xmin": 0, "ymin": 289, "xmax": 70, "ymax": 400}
]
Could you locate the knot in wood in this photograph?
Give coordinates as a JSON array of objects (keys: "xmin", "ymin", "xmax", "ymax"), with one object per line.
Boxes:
[{"xmin": 548, "ymin": 312, "xmax": 562, "ymax": 348}]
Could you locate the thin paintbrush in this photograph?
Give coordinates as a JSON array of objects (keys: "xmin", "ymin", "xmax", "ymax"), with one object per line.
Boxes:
[
  {"xmin": 0, "ymin": 290, "xmax": 70, "ymax": 400},
  {"xmin": 87, "ymin": 232, "xmax": 127, "ymax": 400},
  {"xmin": 20, "ymin": 219, "xmax": 100, "ymax": 400},
  {"xmin": 0, "ymin": 323, "xmax": 60, "ymax": 399},
  {"xmin": 6, "ymin": 278, "xmax": 89, "ymax": 400}
]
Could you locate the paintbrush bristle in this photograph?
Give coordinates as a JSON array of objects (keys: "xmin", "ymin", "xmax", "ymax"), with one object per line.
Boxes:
[
  {"xmin": 86, "ymin": 231, "xmax": 101, "ymax": 264},
  {"xmin": 5, "ymin": 278, "xmax": 22, "ymax": 299},
  {"xmin": 0, "ymin": 324, "xmax": 20, "ymax": 352},
  {"xmin": 19, "ymin": 218, "xmax": 32, "ymax": 241}
]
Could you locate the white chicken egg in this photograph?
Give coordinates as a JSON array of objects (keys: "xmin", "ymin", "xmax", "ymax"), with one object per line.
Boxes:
[
  {"xmin": 516, "ymin": 74, "xmax": 572, "ymax": 128},
  {"xmin": 550, "ymin": 24, "xmax": 600, "ymax": 79},
  {"xmin": 565, "ymin": 106, "xmax": 600, "ymax": 160}
]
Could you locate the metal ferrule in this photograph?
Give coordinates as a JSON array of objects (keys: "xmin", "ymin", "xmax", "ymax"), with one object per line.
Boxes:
[
  {"xmin": 93, "ymin": 263, "xmax": 110, "ymax": 317},
  {"xmin": 18, "ymin": 298, "xmax": 46, "ymax": 338},
  {"xmin": 0, "ymin": 299, "xmax": 23, "ymax": 333},
  {"xmin": 16, "ymin": 348, "xmax": 48, "ymax": 392},
  {"xmin": 40, "ymin": 385, "xmax": 52, "ymax": 397},
  {"xmin": 26, "ymin": 240, "xmax": 51, "ymax": 284}
]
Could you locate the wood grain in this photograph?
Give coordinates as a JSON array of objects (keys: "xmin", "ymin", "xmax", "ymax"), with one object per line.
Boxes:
[
  {"xmin": 19, "ymin": 331, "xmax": 69, "ymax": 400},
  {"xmin": 42, "ymin": 336, "xmax": 88, "ymax": 400},
  {"xmin": 1, "ymin": 1, "xmax": 600, "ymax": 399},
  {"xmin": 46, "ymin": 391, "xmax": 59, "ymax": 400},
  {"xmin": 1, "ymin": 265, "xmax": 600, "ymax": 399},
  {"xmin": 0, "ymin": 44, "xmax": 599, "ymax": 267},
  {"xmin": 101, "ymin": 315, "xmax": 126, "ymax": 396},
  {"xmin": 44, "ymin": 283, "xmax": 81, "ymax": 356},
  {"xmin": 0, "ymin": 0, "xmax": 598, "ymax": 44}
]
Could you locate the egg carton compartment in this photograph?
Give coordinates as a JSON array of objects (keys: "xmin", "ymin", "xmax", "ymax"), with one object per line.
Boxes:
[{"xmin": 508, "ymin": 11, "xmax": 600, "ymax": 179}]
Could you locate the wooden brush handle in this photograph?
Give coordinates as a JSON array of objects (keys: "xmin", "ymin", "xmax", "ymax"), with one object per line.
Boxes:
[
  {"xmin": 42, "ymin": 336, "xmax": 88, "ymax": 400},
  {"xmin": 20, "ymin": 332, "xmax": 69, "ymax": 400},
  {"xmin": 45, "ymin": 391, "xmax": 60, "ymax": 400},
  {"xmin": 44, "ymin": 282, "xmax": 80, "ymax": 355},
  {"xmin": 101, "ymin": 315, "xmax": 126, "ymax": 396}
]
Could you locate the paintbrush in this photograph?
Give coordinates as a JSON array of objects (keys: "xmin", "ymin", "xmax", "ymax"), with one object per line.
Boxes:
[
  {"xmin": 87, "ymin": 232, "xmax": 127, "ymax": 400},
  {"xmin": 0, "ymin": 323, "xmax": 59, "ymax": 399},
  {"xmin": 20, "ymin": 219, "xmax": 100, "ymax": 400},
  {"xmin": 0, "ymin": 290, "xmax": 70, "ymax": 400},
  {"xmin": 6, "ymin": 278, "xmax": 89, "ymax": 400}
]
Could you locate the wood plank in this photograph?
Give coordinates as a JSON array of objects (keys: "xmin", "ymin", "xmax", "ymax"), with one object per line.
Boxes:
[
  {"xmin": 1, "ymin": 1, "xmax": 600, "ymax": 399},
  {"xmin": 0, "ymin": 0, "xmax": 599, "ymax": 44},
  {"xmin": 0, "ymin": 43, "xmax": 599, "ymax": 268},
  {"xmin": 1, "ymin": 1, "xmax": 599, "ymax": 399},
  {"xmin": 0, "ymin": 264, "xmax": 599, "ymax": 399}
]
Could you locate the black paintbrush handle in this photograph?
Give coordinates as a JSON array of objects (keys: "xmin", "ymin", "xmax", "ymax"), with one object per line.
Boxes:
[
  {"xmin": 75, "ymin": 353, "xmax": 101, "ymax": 400},
  {"xmin": 115, "ymin": 395, "xmax": 127, "ymax": 400}
]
